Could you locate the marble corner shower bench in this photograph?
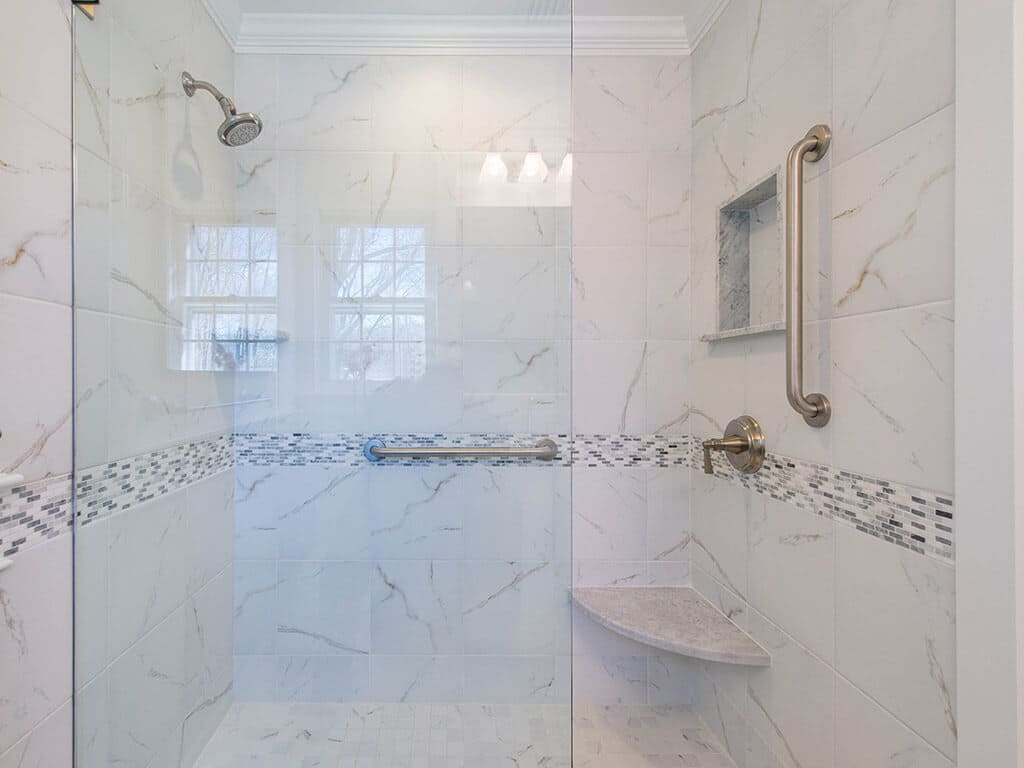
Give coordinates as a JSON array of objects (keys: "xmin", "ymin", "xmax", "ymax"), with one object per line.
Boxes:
[{"xmin": 571, "ymin": 587, "xmax": 771, "ymax": 667}]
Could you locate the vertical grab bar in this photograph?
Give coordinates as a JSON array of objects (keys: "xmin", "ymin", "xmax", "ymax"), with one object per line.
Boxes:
[{"xmin": 785, "ymin": 125, "xmax": 832, "ymax": 428}]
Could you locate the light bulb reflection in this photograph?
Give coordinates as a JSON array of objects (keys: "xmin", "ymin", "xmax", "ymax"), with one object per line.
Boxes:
[
  {"xmin": 479, "ymin": 152, "xmax": 509, "ymax": 185},
  {"xmin": 519, "ymin": 151, "xmax": 550, "ymax": 184}
]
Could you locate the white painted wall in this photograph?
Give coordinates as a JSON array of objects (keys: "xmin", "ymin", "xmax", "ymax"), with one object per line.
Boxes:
[{"xmin": 955, "ymin": 0, "xmax": 1024, "ymax": 765}]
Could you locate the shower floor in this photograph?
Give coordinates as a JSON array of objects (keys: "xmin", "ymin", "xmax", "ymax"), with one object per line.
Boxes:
[{"xmin": 193, "ymin": 702, "xmax": 736, "ymax": 768}]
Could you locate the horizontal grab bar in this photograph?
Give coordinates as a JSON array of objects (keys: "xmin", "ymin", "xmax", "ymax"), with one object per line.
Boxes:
[{"xmin": 363, "ymin": 438, "xmax": 559, "ymax": 462}]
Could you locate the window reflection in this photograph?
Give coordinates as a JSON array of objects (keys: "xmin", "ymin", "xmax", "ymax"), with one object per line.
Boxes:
[
  {"xmin": 329, "ymin": 226, "xmax": 427, "ymax": 382},
  {"xmin": 181, "ymin": 225, "xmax": 279, "ymax": 372}
]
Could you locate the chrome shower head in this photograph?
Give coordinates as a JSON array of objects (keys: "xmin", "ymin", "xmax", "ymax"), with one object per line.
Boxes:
[{"xmin": 182, "ymin": 71, "xmax": 263, "ymax": 147}]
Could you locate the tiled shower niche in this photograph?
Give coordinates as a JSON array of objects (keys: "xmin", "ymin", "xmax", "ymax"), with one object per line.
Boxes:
[{"xmin": 714, "ymin": 174, "xmax": 784, "ymax": 338}]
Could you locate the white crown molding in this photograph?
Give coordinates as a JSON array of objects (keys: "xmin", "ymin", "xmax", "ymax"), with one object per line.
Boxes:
[
  {"xmin": 573, "ymin": 16, "xmax": 690, "ymax": 56},
  {"xmin": 199, "ymin": 0, "xmax": 242, "ymax": 51},
  {"xmin": 198, "ymin": 7, "xmax": 690, "ymax": 56},
  {"xmin": 683, "ymin": 0, "xmax": 730, "ymax": 52}
]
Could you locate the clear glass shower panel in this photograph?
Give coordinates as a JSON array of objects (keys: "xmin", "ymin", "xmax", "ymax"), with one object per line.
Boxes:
[{"xmin": 73, "ymin": 1, "xmax": 572, "ymax": 766}]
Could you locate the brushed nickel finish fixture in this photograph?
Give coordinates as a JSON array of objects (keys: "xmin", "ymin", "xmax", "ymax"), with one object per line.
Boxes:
[
  {"xmin": 702, "ymin": 416, "xmax": 765, "ymax": 476},
  {"xmin": 364, "ymin": 438, "xmax": 559, "ymax": 462},
  {"xmin": 181, "ymin": 71, "xmax": 263, "ymax": 147},
  {"xmin": 785, "ymin": 124, "xmax": 832, "ymax": 428}
]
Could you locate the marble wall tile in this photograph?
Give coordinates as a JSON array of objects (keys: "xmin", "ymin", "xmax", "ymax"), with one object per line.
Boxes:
[
  {"xmin": 462, "ymin": 561, "xmax": 561, "ymax": 655},
  {"xmin": 572, "ymin": 342, "xmax": 648, "ymax": 434},
  {"xmin": 645, "ymin": 466, "xmax": 691, "ymax": 568},
  {"xmin": 747, "ymin": 497, "xmax": 835, "ymax": 664},
  {"xmin": 0, "ymin": 294, "xmax": 72, "ymax": 483},
  {"xmin": 273, "ymin": 466, "xmax": 370, "ymax": 561},
  {"xmin": 0, "ymin": 534, "xmax": 72, "ymax": 755},
  {"xmin": 745, "ymin": 611, "xmax": 836, "ymax": 768},
  {"xmin": 835, "ymin": 677, "xmax": 954, "ymax": 768},
  {"xmin": 107, "ymin": 490, "xmax": 189, "ymax": 660},
  {"xmin": 462, "ymin": 204, "xmax": 559, "ymax": 248},
  {"xmin": 373, "ymin": 57, "xmax": 462, "ymax": 153},
  {"xmin": 572, "ymin": 247, "xmax": 646, "ymax": 341},
  {"xmin": 831, "ymin": 301, "xmax": 953, "ymax": 493},
  {"xmin": 645, "ymin": 340, "xmax": 692, "ymax": 435},
  {"xmin": 833, "ymin": 0, "xmax": 955, "ymax": 164},
  {"xmin": 233, "ymin": 560, "xmax": 277, "ymax": 656},
  {"xmin": 572, "ymin": 467, "xmax": 647, "ymax": 563},
  {"xmin": 835, "ymin": 524, "xmax": 957, "ymax": 760},
  {"xmin": 105, "ymin": 607, "xmax": 188, "ymax": 767},
  {"xmin": 572, "ymin": 57, "xmax": 658, "ymax": 153},
  {"xmin": 0, "ymin": 97, "xmax": 72, "ymax": 306},
  {"xmin": 72, "ymin": 148, "xmax": 113, "ymax": 315},
  {"xmin": 649, "ymin": 152, "xmax": 691, "ymax": 247},
  {"xmin": 461, "ymin": 466, "xmax": 570, "ymax": 561},
  {"xmin": 369, "ymin": 655, "xmax": 464, "ymax": 703},
  {"xmin": 572, "ymin": 653, "xmax": 649, "ymax": 706},
  {"xmin": 461, "ymin": 56, "xmax": 570, "ymax": 156},
  {"xmin": 462, "ymin": 246, "xmax": 565, "ymax": 341},
  {"xmin": 464, "ymin": 655, "xmax": 570, "ymax": 704},
  {"xmin": 277, "ymin": 562, "xmax": 372, "ymax": 655},
  {"xmin": 646, "ymin": 246, "xmax": 691, "ymax": 340},
  {"xmin": 0, "ymin": 701, "xmax": 71, "ymax": 768},
  {"xmin": 273, "ymin": 151, "xmax": 372, "ymax": 246},
  {"xmin": 107, "ymin": 315, "xmax": 187, "ymax": 461},
  {"xmin": 276, "ymin": 55, "xmax": 375, "ymax": 152},
  {"xmin": 371, "ymin": 560, "xmax": 463, "ymax": 655},
  {"xmin": 277, "ymin": 656, "xmax": 370, "ymax": 703},
  {"xmin": 691, "ymin": 472, "xmax": 749, "ymax": 603},
  {"xmin": 0, "ymin": 0, "xmax": 70, "ymax": 135},
  {"xmin": 650, "ymin": 58, "xmax": 693, "ymax": 154},
  {"xmin": 369, "ymin": 152, "xmax": 460, "ymax": 247},
  {"xmin": 74, "ymin": 516, "xmax": 109, "ymax": 688},
  {"xmin": 367, "ymin": 468, "xmax": 464, "ymax": 560},
  {"xmin": 831, "ymin": 106, "xmax": 955, "ymax": 317},
  {"xmin": 572, "ymin": 154, "xmax": 649, "ymax": 247},
  {"xmin": 463, "ymin": 340, "xmax": 569, "ymax": 398}
]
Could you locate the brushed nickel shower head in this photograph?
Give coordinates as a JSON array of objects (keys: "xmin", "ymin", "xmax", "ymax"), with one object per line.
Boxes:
[{"xmin": 182, "ymin": 71, "xmax": 263, "ymax": 147}]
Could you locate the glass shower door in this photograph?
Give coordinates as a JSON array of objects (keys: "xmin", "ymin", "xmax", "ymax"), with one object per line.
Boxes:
[{"xmin": 73, "ymin": 2, "xmax": 573, "ymax": 766}]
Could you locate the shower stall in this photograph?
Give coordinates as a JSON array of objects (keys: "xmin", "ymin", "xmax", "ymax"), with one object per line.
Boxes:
[{"xmin": 65, "ymin": 0, "xmax": 959, "ymax": 767}]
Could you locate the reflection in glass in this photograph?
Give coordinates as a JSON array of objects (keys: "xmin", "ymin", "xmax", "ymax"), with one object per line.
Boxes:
[
  {"xmin": 181, "ymin": 225, "xmax": 279, "ymax": 372},
  {"xmin": 329, "ymin": 226, "xmax": 427, "ymax": 382}
]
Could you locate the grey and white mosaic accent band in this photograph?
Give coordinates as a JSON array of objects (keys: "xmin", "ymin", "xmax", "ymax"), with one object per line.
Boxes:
[
  {"xmin": 2, "ymin": 429, "xmax": 953, "ymax": 565},
  {"xmin": 571, "ymin": 434, "xmax": 691, "ymax": 467},
  {"xmin": 690, "ymin": 437, "xmax": 954, "ymax": 564},
  {"xmin": 235, "ymin": 433, "xmax": 574, "ymax": 467},
  {"xmin": 0, "ymin": 474, "xmax": 72, "ymax": 558},
  {"xmin": 77, "ymin": 433, "xmax": 235, "ymax": 526}
]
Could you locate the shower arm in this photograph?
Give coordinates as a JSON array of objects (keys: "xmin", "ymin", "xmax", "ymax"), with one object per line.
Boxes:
[{"xmin": 182, "ymin": 72, "xmax": 237, "ymax": 119}]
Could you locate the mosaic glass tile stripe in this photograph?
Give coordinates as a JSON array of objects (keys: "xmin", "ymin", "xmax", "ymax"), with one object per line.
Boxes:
[
  {"xmin": 76, "ymin": 434, "xmax": 235, "ymax": 526},
  {"xmin": 688, "ymin": 438, "xmax": 955, "ymax": 564},
  {"xmin": 1, "ymin": 429, "xmax": 954, "ymax": 565},
  {"xmin": 0, "ymin": 474, "xmax": 72, "ymax": 558}
]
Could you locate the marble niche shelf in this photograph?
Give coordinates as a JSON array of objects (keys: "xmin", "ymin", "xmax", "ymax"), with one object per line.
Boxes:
[{"xmin": 571, "ymin": 587, "xmax": 771, "ymax": 667}]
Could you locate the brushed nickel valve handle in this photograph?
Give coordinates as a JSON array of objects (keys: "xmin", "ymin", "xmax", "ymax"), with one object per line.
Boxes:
[{"xmin": 701, "ymin": 417, "xmax": 766, "ymax": 476}]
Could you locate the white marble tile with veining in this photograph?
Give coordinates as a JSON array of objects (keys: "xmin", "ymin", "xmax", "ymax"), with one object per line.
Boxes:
[
  {"xmin": 832, "ymin": 105, "xmax": 955, "ymax": 316},
  {"xmin": 833, "ymin": 0, "xmax": 955, "ymax": 163},
  {"xmin": 0, "ymin": 97, "xmax": 71, "ymax": 306},
  {"xmin": 831, "ymin": 301, "xmax": 953, "ymax": 492},
  {"xmin": 835, "ymin": 524, "xmax": 957, "ymax": 760}
]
